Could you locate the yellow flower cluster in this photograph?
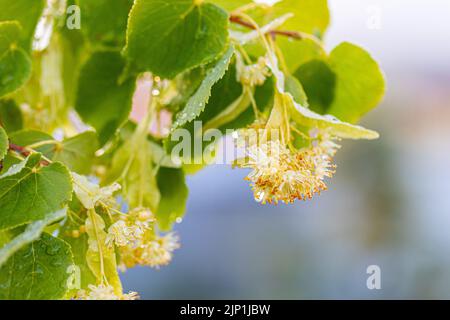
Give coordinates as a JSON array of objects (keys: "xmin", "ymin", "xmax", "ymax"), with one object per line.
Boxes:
[
  {"xmin": 76, "ymin": 284, "xmax": 139, "ymax": 300},
  {"xmin": 119, "ymin": 232, "xmax": 180, "ymax": 270},
  {"xmin": 236, "ymin": 56, "xmax": 270, "ymax": 87},
  {"xmin": 105, "ymin": 208, "xmax": 180, "ymax": 270},
  {"xmin": 236, "ymin": 130, "xmax": 340, "ymax": 204}
]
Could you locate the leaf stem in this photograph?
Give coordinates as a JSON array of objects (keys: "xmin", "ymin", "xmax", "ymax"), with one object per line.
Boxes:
[{"xmin": 229, "ymin": 14, "xmax": 324, "ymax": 48}]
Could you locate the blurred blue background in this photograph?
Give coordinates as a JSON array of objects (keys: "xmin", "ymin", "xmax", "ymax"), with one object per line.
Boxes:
[{"xmin": 122, "ymin": 0, "xmax": 450, "ymax": 299}]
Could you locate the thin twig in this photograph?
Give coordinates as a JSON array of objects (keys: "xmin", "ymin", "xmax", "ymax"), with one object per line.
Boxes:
[
  {"xmin": 8, "ymin": 143, "xmax": 50, "ymax": 166},
  {"xmin": 230, "ymin": 15, "xmax": 303, "ymax": 40}
]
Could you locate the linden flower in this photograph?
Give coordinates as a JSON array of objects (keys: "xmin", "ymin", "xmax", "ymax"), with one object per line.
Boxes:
[
  {"xmin": 118, "ymin": 232, "xmax": 180, "ymax": 270},
  {"xmin": 106, "ymin": 220, "xmax": 136, "ymax": 247},
  {"xmin": 76, "ymin": 284, "xmax": 139, "ymax": 300},
  {"xmin": 140, "ymin": 232, "xmax": 181, "ymax": 268},
  {"xmin": 236, "ymin": 133, "xmax": 340, "ymax": 204},
  {"xmin": 106, "ymin": 208, "xmax": 155, "ymax": 248},
  {"xmin": 237, "ymin": 56, "xmax": 271, "ymax": 87}
]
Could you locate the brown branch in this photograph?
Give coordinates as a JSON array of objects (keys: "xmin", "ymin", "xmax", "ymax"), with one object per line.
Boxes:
[
  {"xmin": 9, "ymin": 143, "xmax": 31, "ymax": 157},
  {"xmin": 8, "ymin": 143, "xmax": 50, "ymax": 166},
  {"xmin": 229, "ymin": 15, "xmax": 303, "ymax": 40}
]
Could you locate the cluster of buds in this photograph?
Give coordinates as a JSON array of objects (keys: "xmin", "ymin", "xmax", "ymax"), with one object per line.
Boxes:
[{"xmin": 236, "ymin": 54, "xmax": 271, "ymax": 87}]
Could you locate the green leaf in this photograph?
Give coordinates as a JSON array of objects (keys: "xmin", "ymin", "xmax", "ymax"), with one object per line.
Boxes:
[
  {"xmin": 77, "ymin": 0, "xmax": 133, "ymax": 47},
  {"xmin": 0, "ymin": 0, "xmax": 46, "ymax": 50},
  {"xmin": 327, "ymin": 42, "xmax": 386, "ymax": 123},
  {"xmin": 9, "ymin": 130, "xmax": 52, "ymax": 149},
  {"xmin": 263, "ymin": 0, "xmax": 330, "ymax": 35},
  {"xmin": 51, "ymin": 132, "xmax": 99, "ymax": 175},
  {"xmin": 276, "ymin": 37, "xmax": 326, "ymax": 73},
  {"xmin": 125, "ymin": 0, "xmax": 229, "ymax": 79},
  {"xmin": 0, "ymin": 233, "xmax": 74, "ymax": 300},
  {"xmin": 172, "ymin": 45, "xmax": 234, "ymax": 129},
  {"xmin": 0, "ymin": 99, "xmax": 23, "ymax": 133},
  {"xmin": 283, "ymin": 91, "xmax": 379, "ymax": 140},
  {"xmin": 285, "ymin": 74, "xmax": 308, "ymax": 107},
  {"xmin": 212, "ymin": 0, "xmax": 249, "ymax": 11},
  {"xmin": 0, "ymin": 21, "xmax": 32, "ymax": 98},
  {"xmin": 75, "ymin": 51, "xmax": 136, "ymax": 145},
  {"xmin": 0, "ymin": 208, "xmax": 67, "ymax": 267},
  {"xmin": 85, "ymin": 211, "xmax": 122, "ymax": 295},
  {"xmin": 104, "ymin": 138, "xmax": 161, "ymax": 212},
  {"xmin": 156, "ymin": 168, "xmax": 188, "ymax": 232},
  {"xmin": 294, "ymin": 59, "xmax": 336, "ymax": 114},
  {"xmin": 0, "ymin": 126, "xmax": 7, "ymax": 161},
  {"xmin": 0, "ymin": 154, "xmax": 73, "ymax": 230},
  {"xmin": 60, "ymin": 210, "xmax": 96, "ymax": 290},
  {"xmin": 10, "ymin": 130, "xmax": 99, "ymax": 174}
]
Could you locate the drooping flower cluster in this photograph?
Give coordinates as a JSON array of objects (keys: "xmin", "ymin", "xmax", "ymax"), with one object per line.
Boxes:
[
  {"xmin": 105, "ymin": 208, "xmax": 180, "ymax": 270},
  {"xmin": 236, "ymin": 54, "xmax": 270, "ymax": 87},
  {"xmin": 75, "ymin": 284, "xmax": 139, "ymax": 301},
  {"xmin": 235, "ymin": 129, "xmax": 340, "ymax": 204}
]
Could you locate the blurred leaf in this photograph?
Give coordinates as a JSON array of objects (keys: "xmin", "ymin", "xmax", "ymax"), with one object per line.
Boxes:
[
  {"xmin": 0, "ymin": 126, "xmax": 6, "ymax": 161},
  {"xmin": 327, "ymin": 42, "xmax": 386, "ymax": 123},
  {"xmin": 52, "ymin": 132, "xmax": 98, "ymax": 175},
  {"xmin": 156, "ymin": 168, "xmax": 188, "ymax": 232},
  {"xmin": 277, "ymin": 37, "xmax": 326, "ymax": 73},
  {"xmin": 125, "ymin": 0, "xmax": 229, "ymax": 79},
  {"xmin": 77, "ymin": 0, "xmax": 133, "ymax": 47},
  {"xmin": 104, "ymin": 136, "xmax": 160, "ymax": 212},
  {"xmin": 257, "ymin": 0, "xmax": 330, "ymax": 36},
  {"xmin": 285, "ymin": 74, "xmax": 308, "ymax": 106},
  {"xmin": 0, "ymin": 233, "xmax": 73, "ymax": 300},
  {"xmin": 0, "ymin": 0, "xmax": 46, "ymax": 50},
  {"xmin": 0, "ymin": 99, "xmax": 23, "ymax": 133},
  {"xmin": 294, "ymin": 59, "xmax": 336, "ymax": 114},
  {"xmin": 75, "ymin": 50, "xmax": 136, "ymax": 145},
  {"xmin": 10, "ymin": 130, "xmax": 99, "ymax": 174},
  {"xmin": 0, "ymin": 153, "xmax": 73, "ymax": 230},
  {"xmin": 0, "ymin": 21, "xmax": 32, "ymax": 98},
  {"xmin": 212, "ymin": 0, "xmax": 250, "ymax": 11}
]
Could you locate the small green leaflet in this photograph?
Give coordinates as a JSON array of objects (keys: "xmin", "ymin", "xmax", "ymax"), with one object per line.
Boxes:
[
  {"xmin": 0, "ymin": 233, "xmax": 74, "ymax": 300},
  {"xmin": 0, "ymin": 208, "xmax": 67, "ymax": 267},
  {"xmin": 294, "ymin": 60, "xmax": 336, "ymax": 114},
  {"xmin": 263, "ymin": 0, "xmax": 330, "ymax": 36},
  {"xmin": 52, "ymin": 131, "xmax": 99, "ymax": 175},
  {"xmin": 0, "ymin": 126, "xmax": 7, "ymax": 161},
  {"xmin": 0, "ymin": 99, "xmax": 23, "ymax": 133},
  {"xmin": 10, "ymin": 130, "xmax": 99, "ymax": 174},
  {"xmin": 156, "ymin": 168, "xmax": 188, "ymax": 232},
  {"xmin": 75, "ymin": 50, "xmax": 136, "ymax": 146},
  {"xmin": 125, "ymin": 0, "xmax": 229, "ymax": 79},
  {"xmin": 172, "ymin": 46, "xmax": 234, "ymax": 129},
  {"xmin": 0, "ymin": 153, "xmax": 73, "ymax": 230},
  {"xmin": 327, "ymin": 42, "xmax": 386, "ymax": 123},
  {"xmin": 0, "ymin": 21, "xmax": 32, "ymax": 98}
]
